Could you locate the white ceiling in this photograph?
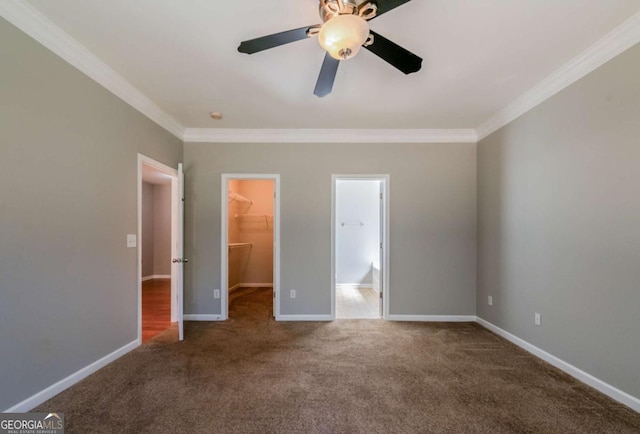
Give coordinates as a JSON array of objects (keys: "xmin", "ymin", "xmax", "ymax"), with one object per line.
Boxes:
[{"xmin": 19, "ymin": 1, "xmax": 640, "ymax": 131}]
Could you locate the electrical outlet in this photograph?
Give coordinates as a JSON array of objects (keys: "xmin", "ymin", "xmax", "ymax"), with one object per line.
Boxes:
[
  {"xmin": 126, "ymin": 234, "xmax": 137, "ymax": 248},
  {"xmin": 534, "ymin": 312, "xmax": 541, "ymax": 326},
  {"xmin": 488, "ymin": 296, "xmax": 493, "ymax": 306},
  {"xmin": 290, "ymin": 289, "xmax": 296, "ymax": 299},
  {"xmin": 213, "ymin": 289, "xmax": 220, "ymax": 299}
]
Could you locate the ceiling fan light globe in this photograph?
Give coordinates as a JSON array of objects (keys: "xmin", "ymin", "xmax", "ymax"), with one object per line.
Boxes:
[{"xmin": 318, "ymin": 14, "xmax": 369, "ymax": 60}]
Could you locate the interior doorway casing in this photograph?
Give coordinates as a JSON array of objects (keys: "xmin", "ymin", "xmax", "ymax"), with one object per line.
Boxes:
[
  {"xmin": 221, "ymin": 174, "xmax": 281, "ymax": 321},
  {"xmin": 331, "ymin": 175, "xmax": 390, "ymax": 320},
  {"xmin": 137, "ymin": 154, "xmax": 179, "ymax": 343}
]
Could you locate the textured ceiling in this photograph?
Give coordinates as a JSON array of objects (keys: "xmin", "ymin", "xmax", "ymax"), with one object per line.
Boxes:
[{"xmin": 24, "ymin": 0, "xmax": 640, "ymax": 130}]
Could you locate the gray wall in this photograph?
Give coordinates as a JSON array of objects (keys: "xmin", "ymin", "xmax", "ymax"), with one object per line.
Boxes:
[
  {"xmin": 142, "ymin": 182, "xmax": 155, "ymax": 277},
  {"xmin": 0, "ymin": 18, "xmax": 183, "ymax": 411},
  {"xmin": 477, "ymin": 44, "xmax": 640, "ymax": 399},
  {"xmin": 184, "ymin": 142, "xmax": 477, "ymax": 317},
  {"xmin": 153, "ymin": 183, "xmax": 172, "ymax": 275}
]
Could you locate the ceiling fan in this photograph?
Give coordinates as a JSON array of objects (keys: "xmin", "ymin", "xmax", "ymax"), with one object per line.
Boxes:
[{"xmin": 238, "ymin": 0, "xmax": 422, "ymax": 97}]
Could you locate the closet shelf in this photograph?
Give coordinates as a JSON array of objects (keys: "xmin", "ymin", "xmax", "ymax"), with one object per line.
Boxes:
[
  {"xmin": 228, "ymin": 242, "xmax": 253, "ymax": 250},
  {"xmin": 235, "ymin": 214, "xmax": 273, "ymax": 221},
  {"xmin": 228, "ymin": 191, "xmax": 252, "ymax": 205},
  {"xmin": 235, "ymin": 213, "xmax": 273, "ymax": 228}
]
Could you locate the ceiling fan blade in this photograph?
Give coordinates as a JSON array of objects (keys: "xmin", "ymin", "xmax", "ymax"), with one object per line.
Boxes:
[
  {"xmin": 364, "ymin": 31, "xmax": 422, "ymax": 74},
  {"xmin": 314, "ymin": 53, "xmax": 340, "ymax": 97},
  {"xmin": 238, "ymin": 26, "xmax": 318, "ymax": 54},
  {"xmin": 370, "ymin": 0, "xmax": 412, "ymax": 19}
]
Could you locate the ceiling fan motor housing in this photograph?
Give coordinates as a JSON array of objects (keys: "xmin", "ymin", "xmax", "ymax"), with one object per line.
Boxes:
[{"xmin": 319, "ymin": 0, "xmax": 377, "ymax": 23}]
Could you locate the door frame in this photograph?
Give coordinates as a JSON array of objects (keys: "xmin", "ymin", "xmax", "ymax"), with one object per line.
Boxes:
[
  {"xmin": 137, "ymin": 154, "xmax": 179, "ymax": 343},
  {"xmin": 221, "ymin": 174, "xmax": 281, "ymax": 320},
  {"xmin": 331, "ymin": 174, "xmax": 390, "ymax": 320}
]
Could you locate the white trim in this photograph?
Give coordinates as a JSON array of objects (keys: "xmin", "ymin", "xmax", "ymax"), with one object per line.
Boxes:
[
  {"xmin": 137, "ymin": 154, "xmax": 179, "ymax": 341},
  {"xmin": 276, "ymin": 315, "xmax": 333, "ymax": 321},
  {"xmin": 228, "ymin": 283, "xmax": 242, "ymax": 292},
  {"xmin": 184, "ymin": 129, "xmax": 477, "ymax": 144},
  {"xmin": 3, "ymin": 340, "xmax": 138, "ymax": 412},
  {"xmin": 388, "ymin": 315, "xmax": 477, "ymax": 322},
  {"xmin": 141, "ymin": 274, "xmax": 171, "ymax": 282},
  {"xmin": 332, "ymin": 175, "xmax": 390, "ymax": 321},
  {"xmin": 221, "ymin": 174, "xmax": 281, "ymax": 321},
  {"xmin": 184, "ymin": 314, "xmax": 224, "ymax": 321},
  {"xmin": 336, "ymin": 283, "xmax": 373, "ymax": 290},
  {"xmin": 229, "ymin": 283, "xmax": 274, "ymax": 292},
  {"xmin": 476, "ymin": 317, "xmax": 640, "ymax": 413},
  {"xmin": 235, "ymin": 283, "xmax": 274, "ymax": 288},
  {"xmin": 476, "ymin": 11, "xmax": 640, "ymax": 140},
  {"xmin": 0, "ymin": 1, "xmax": 184, "ymax": 139}
]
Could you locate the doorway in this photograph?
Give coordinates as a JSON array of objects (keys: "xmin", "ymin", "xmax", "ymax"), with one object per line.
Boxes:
[
  {"xmin": 221, "ymin": 174, "xmax": 280, "ymax": 320},
  {"xmin": 332, "ymin": 175, "xmax": 389, "ymax": 320},
  {"xmin": 137, "ymin": 155, "xmax": 181, "ymax": 342}
]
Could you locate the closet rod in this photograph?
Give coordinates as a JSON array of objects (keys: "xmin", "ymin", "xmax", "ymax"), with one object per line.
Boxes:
[{"xmin": 228, "ymin": 242, "xmax": 253, "ymax": 250}]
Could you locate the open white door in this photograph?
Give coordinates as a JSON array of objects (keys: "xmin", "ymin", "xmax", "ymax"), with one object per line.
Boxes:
[
  {"xmin": 379, "ymin": 181, "xmax": 384, "ymax": 318},
  {"xmin": 175, "ymin": 163, "xmax": 185, "ymax": 340}
]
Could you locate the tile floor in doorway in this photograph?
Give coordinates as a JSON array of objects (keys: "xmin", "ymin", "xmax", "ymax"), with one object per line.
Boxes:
[{"xmin": 336, "ymin": 285, "xmax": 380, "ymax": 318}]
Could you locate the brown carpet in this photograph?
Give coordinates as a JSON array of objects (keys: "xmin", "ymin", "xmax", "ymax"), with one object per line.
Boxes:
[{"xmin": 36, "ymin": 287, "xmax": 640, "ymax": 433}]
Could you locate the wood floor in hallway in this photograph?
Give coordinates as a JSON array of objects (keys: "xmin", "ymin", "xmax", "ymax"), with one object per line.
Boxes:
[{"xmin": 142, "ymin": 278, "xmax": 174, "ymax": 342}]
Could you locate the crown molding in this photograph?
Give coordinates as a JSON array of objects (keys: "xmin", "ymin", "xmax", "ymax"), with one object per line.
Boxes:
[
  {"xmin": 0, "ymin": 0, "xmax": 185, "ymax": 139},
  {"xmin": 182, "ymin": 128, "xmax": 478, "ymax": 144},
  {"xmin": 476, "ymin": 10, "xmax": 640, "ymax": 141}
]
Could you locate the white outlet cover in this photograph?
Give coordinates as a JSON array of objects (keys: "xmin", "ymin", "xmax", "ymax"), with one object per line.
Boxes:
[
  {"xmin": 488, "ymin": 296, "xmax": 493, "ymax": 306},
  {"xmin": 290, "ymin": 290, "xmax": 296, "ymax": 299},
  {"xmin": 126, "ymin": 234, "xmax": 137, "ymax": 248},
  {"xmin": 213, "ymin": 289, "xmax": 220, "ymax": 299},
  {"xmin": 535, "ymin": 312, "xmax": 541, "ymax": 326}
]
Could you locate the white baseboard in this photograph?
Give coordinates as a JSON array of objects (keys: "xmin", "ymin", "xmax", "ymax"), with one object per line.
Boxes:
[
  {"xmin": 388, "ymin": 315, "xmax": 477, "ymax": 322},
  {"xmin": 336, "ymin": 283, "xmax": 373, "ymax": 290},
  {"xmin": 228, "ymin": 283, "xmax": 273, "ymax": 292},
  {"xmin": 183, "ymin": 314, "xmax": 224, "ymax": 321},
  {"xmin": 4, "ymin": 340, "xmax": 139, "ymax": 413},
  {"xmin": 277, "ymin": 315, "xmax": 333, "ymax": 321},
  {"xmin": 141, "ymin": 274, "xmax": 171, "ymax": 282},
  {"xmin": 476, "ymin": 317, "xmax": 640, "ymax": 413}
]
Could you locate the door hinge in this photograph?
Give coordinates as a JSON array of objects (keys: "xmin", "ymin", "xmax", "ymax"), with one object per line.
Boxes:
[
  {"xmin": 379, "ymin": 292, "xmax": 383, "ymax": 299},
  {"xmin": 380, "ymin": 192, "xmax": 383, "ymax": 200},
  {"xmin": 380, "ymin": 242, "xmax": 383, "ymax": 249}
]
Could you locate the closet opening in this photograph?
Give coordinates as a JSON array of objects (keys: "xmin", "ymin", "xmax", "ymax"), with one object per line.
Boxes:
[
  {"xmin": 221, "ymin": 175, "xmax": 280, "ymax": 320},
  {"xmin": 332, "ymin": 175, "xmax": 389, "ymax": 320}
]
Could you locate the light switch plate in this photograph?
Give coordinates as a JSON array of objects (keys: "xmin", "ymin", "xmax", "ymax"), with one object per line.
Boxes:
[{"xmin": 126, "ymin": 234, "xmax": 137, "ymax": 248}]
